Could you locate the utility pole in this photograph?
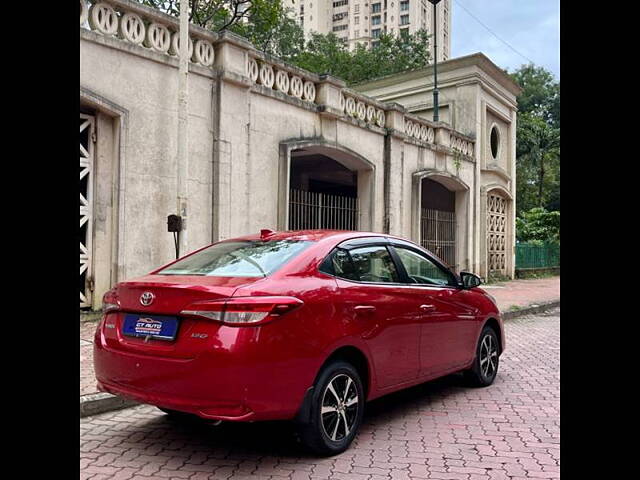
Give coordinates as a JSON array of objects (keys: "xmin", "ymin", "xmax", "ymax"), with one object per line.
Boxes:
[
  {"xmin": 176, "ymin": 0, "xmax": 189, "ymax": 257},
  {"xmin": 428, "ymin": 0, "xmax": 441, "ymax": 122}
]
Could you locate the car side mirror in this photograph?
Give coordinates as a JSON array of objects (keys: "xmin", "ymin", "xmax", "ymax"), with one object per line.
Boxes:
[{"xmin": 460, "ymin": 271, "xmax": 482, "ymax": 289}]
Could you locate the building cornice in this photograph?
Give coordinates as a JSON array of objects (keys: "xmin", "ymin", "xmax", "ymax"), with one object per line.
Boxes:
[{"xmin": 353, "ymin": 52, "xmax": 523, "ymax": 99}]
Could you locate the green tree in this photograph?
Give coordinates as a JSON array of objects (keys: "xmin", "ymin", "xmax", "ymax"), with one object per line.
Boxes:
[
  {"xmin": 510, "ymin": 64, "xmax": 560, "ymax": 215},
  {"xmin": 516, "ymin": 113, "xmax": 560, "ymax": 210},
  {"xmin": 511, "ymin": 64, "xmax": 560, "ymax": 128},
  {"xmin": 139, "ymin": 1, "xmax": 254, "ymax": 30},
  {"xmin": 295, "ymin": 30, "xmax": 431, "ymax": 85},
  {"xmin": 228, "ymin": 0, "xmax": 303, "ymax": 60}
]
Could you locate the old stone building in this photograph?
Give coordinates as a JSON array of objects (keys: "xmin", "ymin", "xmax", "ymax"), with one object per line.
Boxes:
[
  {"xmin": 354, "ymin": 53, "xmax": 522, "ymax": 284},
  {"xmin": 79, "ymin": 0, "xmax": 517, "ymax": 311}
]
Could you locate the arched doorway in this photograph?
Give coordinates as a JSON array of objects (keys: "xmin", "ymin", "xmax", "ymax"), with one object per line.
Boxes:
[
  {"xmin": 280, "ymin": 142, "xmax": 375, "ymax": 231},
  {"xmin": 412, "ymin": 171, "xmax": 470, "ymax": 272},
  {"xmin": 420, "ymin": 178, "xmax": 456, "ymax": 267}
]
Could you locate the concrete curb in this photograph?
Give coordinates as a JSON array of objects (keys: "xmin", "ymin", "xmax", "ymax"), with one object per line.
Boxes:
[
  {"xmin": 502, "ymin": 300, "xmax": 560, "ymax": 320},
  {"xmin": 80, "ymin": 300, "xmax": 560, "ymax": 418},
  {"xmin": 80, "ymin": 392, "xmax": 138, "ymax": 418}
]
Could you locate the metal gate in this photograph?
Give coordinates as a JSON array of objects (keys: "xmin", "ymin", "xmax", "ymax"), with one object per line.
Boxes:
[
  {"xmin": 80, "ymin": 113, "xmax": 95, "ymax": 309},
  {"xmin": 420, "ymin": 208, "xmax": 456, "ymax": 268},
  {"xmin": 487, "ymin": 193, "xmax": 507, "ymax": 275},
  {"xmin": 289, "ymin": 189, "xmax": 359, "ymax": 230}
]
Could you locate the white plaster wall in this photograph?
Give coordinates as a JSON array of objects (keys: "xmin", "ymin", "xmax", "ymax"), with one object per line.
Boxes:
[{"xmin": 80, "ymin": 36, "xmax": 214, "ymax": 280}]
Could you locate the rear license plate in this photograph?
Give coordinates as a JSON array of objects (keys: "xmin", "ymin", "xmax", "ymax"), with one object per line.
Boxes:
[{"xmin": 122, "ymin": 314, "xmax": 179, "ymax": 341}]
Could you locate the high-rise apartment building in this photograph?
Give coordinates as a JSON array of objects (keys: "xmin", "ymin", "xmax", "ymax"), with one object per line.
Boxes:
[{"xmin": 283, "ymin": 0, "xmax": 451, "ymax": 62}]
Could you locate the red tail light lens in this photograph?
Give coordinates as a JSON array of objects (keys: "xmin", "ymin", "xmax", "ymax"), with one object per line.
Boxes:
[
  {"xmin": 102, "ymin": 288, "xmax": 120, "ymax": 312},
  {"xmin": 181, "ymin": 296, "xmax": 303, "ymax": 326}
]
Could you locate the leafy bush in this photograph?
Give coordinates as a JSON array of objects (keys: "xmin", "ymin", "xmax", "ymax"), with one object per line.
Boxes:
[{"xmin": 516, "ymin": 207, "xmax": 560, "ymax": 243}]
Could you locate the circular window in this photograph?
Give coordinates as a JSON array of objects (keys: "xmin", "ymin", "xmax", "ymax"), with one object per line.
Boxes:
[{"xmin": 490, "ymin": 126, "xmax": 500, "ymax": 160}]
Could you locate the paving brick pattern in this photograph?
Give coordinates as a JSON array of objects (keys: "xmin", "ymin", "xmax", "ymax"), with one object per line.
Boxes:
[
  {"xmin": 80, "ymin": 308, "xmax": 560, "ymax": 479},
  {"xmin": 82, "ymin": 321, "xmax": 100, "ymax": 396}
]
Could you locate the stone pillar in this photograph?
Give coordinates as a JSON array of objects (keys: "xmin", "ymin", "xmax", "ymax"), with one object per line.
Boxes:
[
  {"xmin": 383, "ymin": 104, "xmax": 407, "ymax": 235},
  {"xmin": 316, "ymin": 74, "xmax": 346, "ymax": 118},
  {"xmin": 211, "ymin": 32, "xmax": 253, "ymax": 242},
  {"xmin": 508, "ymin": 107, "xmax": 518, "ymax": 279}
]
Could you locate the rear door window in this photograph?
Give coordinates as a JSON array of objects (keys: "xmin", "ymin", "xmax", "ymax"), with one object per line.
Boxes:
[
  {"xmin": 330, "ymin": 248, "xmax": 359, "ymax": 281},
  {"xmin": 349, "ymin": 245, "xmax": 400, "ymax": 283}
]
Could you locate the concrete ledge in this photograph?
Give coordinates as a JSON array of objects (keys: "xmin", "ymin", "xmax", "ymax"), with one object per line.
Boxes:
[
  {"xmin": 503, "ymin": 300, "xmax": 560, "ymax": 321},
  {"xmin": 80, "ymin": 392, "xmax": 138, "ymax": 418}
]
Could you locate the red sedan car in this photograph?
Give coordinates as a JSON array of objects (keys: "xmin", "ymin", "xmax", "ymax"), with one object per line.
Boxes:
[{"xmin": 94, "ymin": 229, "xmax": 504, "ymax": 455}]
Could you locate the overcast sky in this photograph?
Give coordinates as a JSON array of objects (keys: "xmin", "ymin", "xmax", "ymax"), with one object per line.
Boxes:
[{"xmin": 451, "ymin": 0, "xmax": 560, "ymax": 79}]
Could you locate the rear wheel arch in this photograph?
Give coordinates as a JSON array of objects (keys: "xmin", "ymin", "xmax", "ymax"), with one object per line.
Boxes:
[{"xmin": 317, "ymin": 346, "xmax": 372, "ymax": 399}]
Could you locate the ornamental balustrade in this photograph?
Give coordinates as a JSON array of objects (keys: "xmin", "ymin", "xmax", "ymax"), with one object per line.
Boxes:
[
  {"xmin": 80, "ymin": 0, "xmax": 216, "ymax": 67},
  {"xmin": 80, "ymin": 0, "xmax": 477, "ymax": 156},
  {"xmin": 449, "ymin": 131, "xmax": 475, "ymax": 157},
  {"xmin": 340, "ymin": 90, "xmax": 386, "ymax": 128},
  {"xmin": 246, "ymin": 55, "xmax": 318, "ymax": 103},
  {"xmin": 404, "ymin": 114, "xmax": 436, "ymax": 144}
]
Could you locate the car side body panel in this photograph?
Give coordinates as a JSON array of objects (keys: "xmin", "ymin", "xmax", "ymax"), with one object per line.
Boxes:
[{"xmin": 93, "ymin": 230, "xmax": 503, "ymax": 422}]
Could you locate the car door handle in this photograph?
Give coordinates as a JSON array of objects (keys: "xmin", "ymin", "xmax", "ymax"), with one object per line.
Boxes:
[
  {"xmin": 354, "ymin": 305, "xmax": 376, "ymax": 315},
  {"xmin": 420, "ymin": 304, "xmax": 436, "ymax": 312}
]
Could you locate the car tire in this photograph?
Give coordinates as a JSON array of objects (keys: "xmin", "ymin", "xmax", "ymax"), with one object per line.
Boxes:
[
  {"xmin": 296, "ymin": 360, "xmax": 364, "ymax": 456},
  {"xmin": 464, "ymin": 325, "xmax": 500, "ymax": 387}
]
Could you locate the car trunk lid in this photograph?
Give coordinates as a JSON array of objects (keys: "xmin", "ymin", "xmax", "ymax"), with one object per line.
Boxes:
[{"xmin": 101, "ymin": 274, "xmax": 264, "ymax": 359}]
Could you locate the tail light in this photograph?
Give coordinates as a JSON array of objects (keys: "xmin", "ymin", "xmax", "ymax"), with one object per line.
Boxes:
[
  {"xmin": 102, "ymin": 288, "xmax": 120, "ymax": 312},
  {"xmin": 181, "ymin": 296, "xmax": 303, "ymax": 326}
]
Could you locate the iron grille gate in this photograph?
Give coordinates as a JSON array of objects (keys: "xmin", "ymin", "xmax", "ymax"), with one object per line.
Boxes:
[
  {"xmin": 289, "ymin": 189, "xmax": 359, "ymax": 230},
  {"xmin": 487, "ymin": 193, "xmax": 507, "ymax": 275},
  {"xmin": 420, "ymin": 208, "xmax": 456, "ymax": 269},
  {"xmin": 80, "ymin": 113, "xmax": 95, "ymax": 309}
]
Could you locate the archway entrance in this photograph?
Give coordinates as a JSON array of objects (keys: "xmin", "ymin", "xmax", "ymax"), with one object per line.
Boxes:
[
  {"xmin": 285, "ymin": 144, "xmax": 374, "ymax": 231},
  {"xmin": 420, "ymin": 178, "xmax": 456, "ymax": 268}
]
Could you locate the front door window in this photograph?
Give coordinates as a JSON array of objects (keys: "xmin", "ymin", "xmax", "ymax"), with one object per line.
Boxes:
[{"xmin": 393, "ymin": 247, "xmax": 454, "ymax": 286}]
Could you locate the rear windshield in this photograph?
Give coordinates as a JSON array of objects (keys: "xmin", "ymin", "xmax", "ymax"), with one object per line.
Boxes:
[{"xmin": 158, "ymin": 240, "xmax": 312, "ymax": 277}]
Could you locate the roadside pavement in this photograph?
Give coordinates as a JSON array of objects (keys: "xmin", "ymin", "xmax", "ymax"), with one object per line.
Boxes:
[
  {"xmin": 483, "ymin": 276, "xmax": 560, "ymax": 316},
  {"xmin": 81, "ymin": 308, "xmax": 561, "ymax": 479}
]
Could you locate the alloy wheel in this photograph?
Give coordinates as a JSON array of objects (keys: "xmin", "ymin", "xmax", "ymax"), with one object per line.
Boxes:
[
  {"xmin": 320, "ymin": 373, "xmax": 359, "ymax": 442},
  {"xmin": 479, "ymin": 333, "xmax": 498, "ymax": 379}
]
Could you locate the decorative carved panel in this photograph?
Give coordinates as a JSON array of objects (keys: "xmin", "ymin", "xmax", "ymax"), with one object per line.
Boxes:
[
  {"xmin": 487, "ymin": 192, "xmax": 507, "ymax": 275},
  {"xmin": 80, "ymin": 113, "xmax": 94, "ymax": 309}
]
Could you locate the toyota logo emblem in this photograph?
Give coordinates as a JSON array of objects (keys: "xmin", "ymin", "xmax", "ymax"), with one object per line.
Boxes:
[{"xmin": 140, "ymin": 292, "xmax": 155, "ymax": 306}]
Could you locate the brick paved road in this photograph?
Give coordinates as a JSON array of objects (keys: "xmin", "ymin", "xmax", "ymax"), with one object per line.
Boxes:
[{"xmin": 80, "ymin": 308, "xmax": 560, "ymax": 480}]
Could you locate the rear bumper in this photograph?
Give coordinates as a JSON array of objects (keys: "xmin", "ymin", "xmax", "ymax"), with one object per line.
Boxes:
[
  {"xmin": 96, "ymin": 378, "xmax": 255, "ymax": 421},
  {"xmin": 93, "ymin": 328, "xmax": 316, "ymax": 422}
]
